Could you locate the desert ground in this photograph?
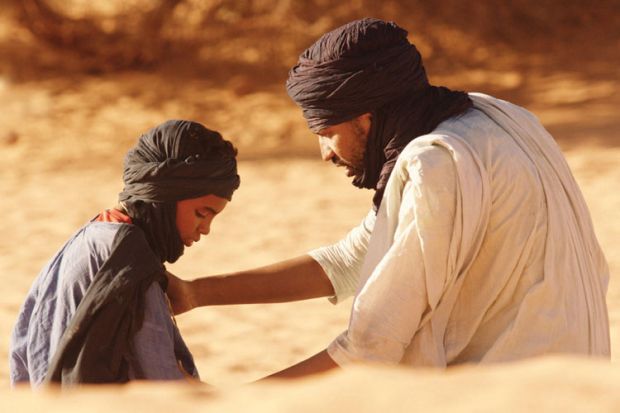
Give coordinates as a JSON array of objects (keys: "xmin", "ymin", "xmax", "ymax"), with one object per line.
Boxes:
[{"xmin": 0, "ymin": 2, "xmax": 619, "ymax": 411}]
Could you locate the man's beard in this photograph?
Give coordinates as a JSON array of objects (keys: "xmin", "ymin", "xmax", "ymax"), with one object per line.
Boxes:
[
  {"xmin": 331, "ymin": 156, "xmax": 361, "ymax": 177},
  {"xmin": 332, "ymin": 119, "xmax": 367, "ymax": 178}
]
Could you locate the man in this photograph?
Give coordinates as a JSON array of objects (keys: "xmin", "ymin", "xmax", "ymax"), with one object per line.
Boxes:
[{"xmin": 167, "ymin": 18, "xmax": 610, "ymax": 378}]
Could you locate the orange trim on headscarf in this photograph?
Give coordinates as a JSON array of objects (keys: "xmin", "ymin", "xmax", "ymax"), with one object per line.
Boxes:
[{"xmin": 95, "ymin": 208, "xmax": 133, "ymax": 224}]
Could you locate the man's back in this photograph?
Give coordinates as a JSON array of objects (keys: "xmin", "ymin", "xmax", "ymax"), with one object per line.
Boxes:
[
  {"xmin": 411, "ymin": 96, "xmax": 609, "ymax": 364},
  {"xmin": 435, "ymin": 106, "xmax": 558, "ymax": 363}
]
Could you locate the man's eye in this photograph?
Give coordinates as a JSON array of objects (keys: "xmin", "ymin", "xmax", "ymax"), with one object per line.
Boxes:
[{"xmin": 195, "ymin": 210, "xmax": 207, "ymax": 219}]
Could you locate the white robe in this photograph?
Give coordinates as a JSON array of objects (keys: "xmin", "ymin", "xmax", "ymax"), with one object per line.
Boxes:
[{"xmin": 310, "ymin": 93, "xmax": 610, "ymax": 366}]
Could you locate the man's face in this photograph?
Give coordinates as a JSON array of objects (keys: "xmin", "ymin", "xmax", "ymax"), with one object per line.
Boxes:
[
  {"xmin": 316, "ymin": 113, "xmax": 371, "ymax": 177},
  {"xmin": 176, "ymin": 194, "xmax": 228, "ymax": 247}
]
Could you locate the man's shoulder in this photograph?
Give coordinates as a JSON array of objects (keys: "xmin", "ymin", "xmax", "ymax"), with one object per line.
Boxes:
[
  {"xmin": 389, "ymin": 141, "xmax": 456, "ymax": 191},
  {"xmin": 399, "ymin": 138, "xmax": 455, "ymax": 166}
]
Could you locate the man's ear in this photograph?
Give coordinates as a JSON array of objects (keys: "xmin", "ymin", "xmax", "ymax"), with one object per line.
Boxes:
[{"xmin": 357, "ymin": 113, "xmax": 372, "ymax": 135}]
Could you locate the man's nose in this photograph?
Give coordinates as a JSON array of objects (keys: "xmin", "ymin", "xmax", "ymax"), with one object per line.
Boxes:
[{"xmin": 318, "ymin": 136, "xmax": 334, "ymax": 162}]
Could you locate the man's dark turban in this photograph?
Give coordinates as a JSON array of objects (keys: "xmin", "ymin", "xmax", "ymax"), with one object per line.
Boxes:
[
  {"xmin": 286, "ymin": 18, "xmax": 472, "ymax": 210},
  {"xmin": 119, "ymin": 120, "xmax": 240, "ymax": 262},
  {"xmin": 286, "ymin": 18, "xmax": 428, "ymax": 133}
]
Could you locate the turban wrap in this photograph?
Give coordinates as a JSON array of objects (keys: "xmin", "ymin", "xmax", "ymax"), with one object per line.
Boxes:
[
  {"xmin": 119, "ymin": 120, "xmax": 240, "ymax": 263},
  {"xmin": 286, "ymin": 18, "xmax": 472, "ymax": 210}
]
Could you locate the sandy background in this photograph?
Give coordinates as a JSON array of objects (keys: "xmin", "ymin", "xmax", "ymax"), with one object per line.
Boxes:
[{"xmin": 0, "ymin": 1, "xmax": 619, "ymax": 411}]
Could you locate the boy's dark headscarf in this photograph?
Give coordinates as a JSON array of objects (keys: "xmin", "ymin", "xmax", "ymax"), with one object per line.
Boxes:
[
  {"xmin": 119, "ymin": 120, "xmax": 240, "ymax": 263},
  {"xmin": 286, "ymin": 18, "xmax": 472, "ymax": 210}
]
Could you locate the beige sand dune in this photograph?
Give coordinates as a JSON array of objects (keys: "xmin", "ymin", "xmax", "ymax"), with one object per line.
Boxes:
[{"xmin": 2, "ymin": 357, "xmax": 620, "ymax": 412}]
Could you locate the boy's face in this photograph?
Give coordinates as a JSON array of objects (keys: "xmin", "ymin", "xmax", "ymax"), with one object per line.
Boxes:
[{"xmin": 176, "ymin": 194, "xmax": 228, "ymax": 247}]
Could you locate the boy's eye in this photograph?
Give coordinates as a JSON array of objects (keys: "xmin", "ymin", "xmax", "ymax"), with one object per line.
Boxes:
[{"xmin": 195, "ymin": 210, "xmax": 207, "ymax": 219}]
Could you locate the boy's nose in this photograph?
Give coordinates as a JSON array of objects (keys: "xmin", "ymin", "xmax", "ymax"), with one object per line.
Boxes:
[{"xmin": 199, "ymin": 222, "xmax": 211, "ymax": 236}]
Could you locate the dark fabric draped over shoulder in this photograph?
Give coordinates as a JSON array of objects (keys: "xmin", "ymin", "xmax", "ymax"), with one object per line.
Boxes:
[
  {"xmin": 44, "ymin": 225, "xmax": 198, "ymax": 384},
  {"xmin": 286, "ymin": 18, "xmax": 472, "ymax": 211},
  {"xmin": 119, "ymin": 120, "xmax": 240, "ymax": 263}
]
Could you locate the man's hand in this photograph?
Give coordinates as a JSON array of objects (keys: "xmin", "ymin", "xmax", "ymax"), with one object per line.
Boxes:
[
  {"xmin": 263, "ymin": 349, "xmax": 338, "ymax": 380},
  {"xmin": 165, "ymin": 271, "xmax": 196, "ymax": 315}
]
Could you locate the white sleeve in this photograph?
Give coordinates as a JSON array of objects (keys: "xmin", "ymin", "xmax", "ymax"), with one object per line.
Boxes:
[
  {"xmin": 327, "ymin": 146, "xmax": 457, "ymax": 365},
  {"xmin": 308, "ymin": 209, "xmax": 376, "ymax": 304}
]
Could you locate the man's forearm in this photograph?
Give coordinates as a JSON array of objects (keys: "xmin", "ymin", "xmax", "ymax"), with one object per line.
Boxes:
[{"xmin": 189, "ymin": 254, "xmax": 335, "ymax": 306}]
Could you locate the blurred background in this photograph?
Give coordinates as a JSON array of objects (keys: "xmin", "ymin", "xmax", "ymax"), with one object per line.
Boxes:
[
  {"xmin": 1, "ymin": 0, "xmax": 618, "ymax": 160},
  {"xmin": 0, "ymin": 0, "xmax": 618, "ymax": 386}
]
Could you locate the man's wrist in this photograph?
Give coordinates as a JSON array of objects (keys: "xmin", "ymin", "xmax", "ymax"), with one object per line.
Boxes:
[
  {"xmin": 187, "ymin": 279, "xmax": 200, "ymax": 309},
  {"xmin": 189, "ymin": 277, "xmax": 218, "ymax": 308}
]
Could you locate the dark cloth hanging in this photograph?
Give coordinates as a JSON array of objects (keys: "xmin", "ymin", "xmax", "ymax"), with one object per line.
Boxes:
[
  {"xmin": 45, "ymin": 225, "xmax": 166, "ymax": 384},
  {"xmin": 286, "ymin": 18, "xmax": 472, "ymax": 210}
]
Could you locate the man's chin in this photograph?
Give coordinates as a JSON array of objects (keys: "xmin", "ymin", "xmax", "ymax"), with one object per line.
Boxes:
[{"xmin": 344, "ymin": 166, "xmax": 363, "ymax": 178}]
